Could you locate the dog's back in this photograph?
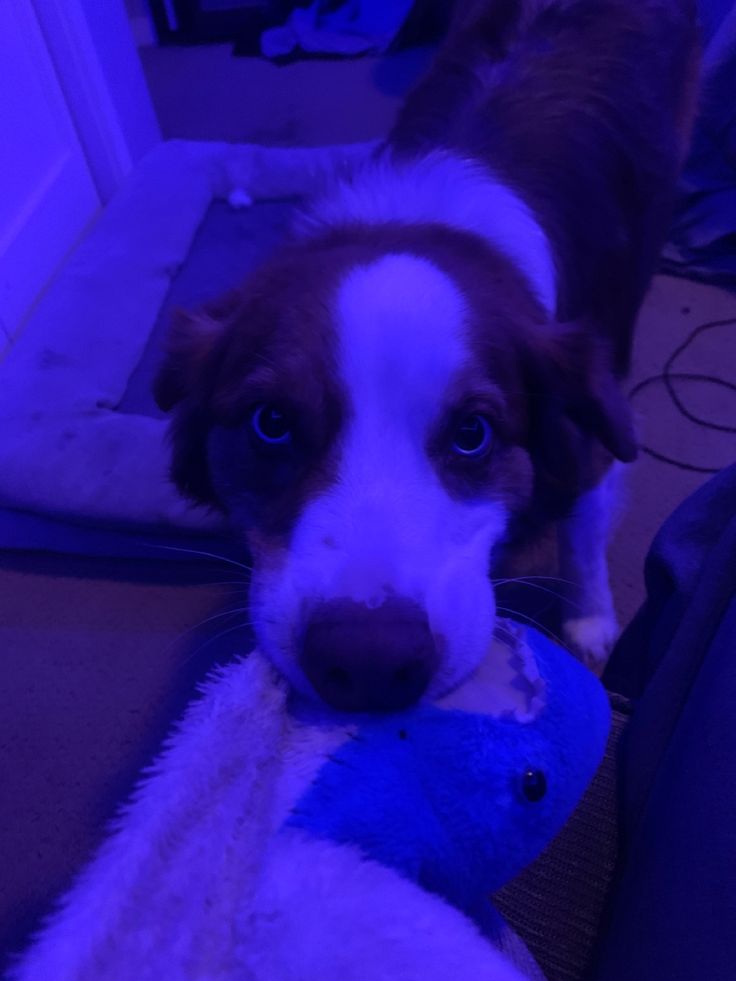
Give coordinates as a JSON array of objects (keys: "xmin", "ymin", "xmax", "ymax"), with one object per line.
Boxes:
[{"xmin": 389, "ymin": 0, "xmax": 700, "ymax": 371}]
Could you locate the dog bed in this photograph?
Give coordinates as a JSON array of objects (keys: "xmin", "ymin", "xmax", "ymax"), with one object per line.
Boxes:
[{"xmin": 0, "ymin": 140, "xmax": 371, "ymax": 559}]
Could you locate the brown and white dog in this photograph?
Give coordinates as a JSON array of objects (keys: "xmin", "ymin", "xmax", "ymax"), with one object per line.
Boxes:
[{"xmin": 155, "ymin": 0, "xmax": 699, "ymax": 711}]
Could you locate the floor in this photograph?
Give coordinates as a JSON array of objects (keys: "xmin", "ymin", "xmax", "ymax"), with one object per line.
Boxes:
[
  {"xmin": 2, "ymin": 40, "xmax": 736, "ymax": 966},
  {"xmin": 138, "ymin": 41, "xmax": 435, "ymax": 145}
]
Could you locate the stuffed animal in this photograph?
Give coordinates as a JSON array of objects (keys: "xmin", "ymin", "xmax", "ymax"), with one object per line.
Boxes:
[{"xmin": 11, "ymin": 621, "xmax": 609, "ymax": 981}]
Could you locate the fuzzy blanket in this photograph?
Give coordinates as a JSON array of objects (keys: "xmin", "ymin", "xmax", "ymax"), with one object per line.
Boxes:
[{"xmin": 11, "ymin": 622, "xmax": 610, "ymax": 980}]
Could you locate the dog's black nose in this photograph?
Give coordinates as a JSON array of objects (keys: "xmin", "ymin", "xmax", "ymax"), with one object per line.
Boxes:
[{"xmin": 300, "ymin": 597, "xmax": 439, "ymax": 712}]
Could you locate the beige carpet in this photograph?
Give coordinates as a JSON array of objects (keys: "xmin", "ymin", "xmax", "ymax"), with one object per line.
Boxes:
[
  {"xmin": 1, "ymin": 43, "xmax": 735, "ymax": 967},
  {"xmin": 611, "ymin": 275, "xmax": 736, "ymax": 628},
  {"xmin": 138, "ymin": 42, "xmax": 433, "ymax": 146}
]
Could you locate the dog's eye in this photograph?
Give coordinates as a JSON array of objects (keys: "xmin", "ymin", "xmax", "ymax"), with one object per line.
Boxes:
[
  {"xmin": 251, "ymin": 404, "xmax": 292, "ymax": 445},
  {"xmin": 452, "ymin": 414, "xmax": 493, "ymax": 457},
  {"xmin": 520, "ymin": 768, "xmax": 547, "ymax": 803}
]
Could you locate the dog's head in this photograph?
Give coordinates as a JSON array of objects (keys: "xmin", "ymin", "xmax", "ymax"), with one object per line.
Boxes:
[{"xmin": 155, "ymin": 225, "xmax": 635, "ymax": 711}]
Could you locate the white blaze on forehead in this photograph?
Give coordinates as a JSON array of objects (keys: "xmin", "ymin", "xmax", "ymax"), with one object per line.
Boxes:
[
  {"xmin": 334, "ymin": 252, "xmax": 469, "ymax": 436},
  {"xmin": 284, "ymin": 250, "xmax": 496, "ymax": 610}
]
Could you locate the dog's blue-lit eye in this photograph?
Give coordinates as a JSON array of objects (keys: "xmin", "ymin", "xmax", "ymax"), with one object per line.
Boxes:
[
  {"xmin": 252, "ymin": 404, "xmax": 292, "ymax": 445},
  {"xmin": 521, "ymin": 768, "xmax": 547, "ymax": 803},
  {"xmin": 452, "ymin": 414, "xmax": 493, "ymax": 457}
]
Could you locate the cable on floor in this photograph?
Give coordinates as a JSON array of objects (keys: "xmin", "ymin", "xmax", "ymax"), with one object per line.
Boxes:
[{"xmin": 628, "ymin": 315, "xmax": 736, "ymax": 473}]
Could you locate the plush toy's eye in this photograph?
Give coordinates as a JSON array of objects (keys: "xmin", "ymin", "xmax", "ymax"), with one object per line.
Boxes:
[
  {"xmin": 252, "ymin": 404, "xmax": 292, "ymax": 445},
  {"xmin": 452, "ymin": 414, "xmax": 493, "ymax": 457},
  {"xmin": 521, "ymin": 768, "xmax": 547, "ymax": 802}
]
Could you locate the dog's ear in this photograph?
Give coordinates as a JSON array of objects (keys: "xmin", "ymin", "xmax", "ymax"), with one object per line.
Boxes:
[
  {"xmin": 523, "ymin": 321, "xmax": 637, "ymax": 505},
  {"xmin": 154, "ymin": 306, "xmax": 231, "ymax": 507},
  {"xmin": 154, "ymin": 308, "xmax": 226, "ymax": 412}
]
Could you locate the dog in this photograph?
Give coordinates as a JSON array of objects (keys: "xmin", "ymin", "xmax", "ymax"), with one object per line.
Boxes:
[{"xmin": 154, "ymin": 0, "xmax": 699, "ymax": 711}]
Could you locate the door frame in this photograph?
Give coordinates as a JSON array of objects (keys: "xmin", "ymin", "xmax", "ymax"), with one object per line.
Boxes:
[{"xmin": 31, "ymin": 0, "xmax": 160, "ymax": 202}]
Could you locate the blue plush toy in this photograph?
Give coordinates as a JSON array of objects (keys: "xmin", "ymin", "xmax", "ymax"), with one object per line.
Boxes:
[
  {"xmin": 12, "ymin": 622, "xmax": 609, "ymax": 981},
  {"xmin": 288, "ymin": 626, "xmax": 609, "ymax": 932}
]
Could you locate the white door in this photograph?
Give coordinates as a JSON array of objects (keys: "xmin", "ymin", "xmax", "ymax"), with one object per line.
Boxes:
[{"xmin": 0, "ymin": 0, "xmax": 101, "ymax": 349}]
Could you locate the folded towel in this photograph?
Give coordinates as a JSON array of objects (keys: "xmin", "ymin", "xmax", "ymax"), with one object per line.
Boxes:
[{"xmin": 11, "ymin": 621, "xmax": 609, "ymax": 980}]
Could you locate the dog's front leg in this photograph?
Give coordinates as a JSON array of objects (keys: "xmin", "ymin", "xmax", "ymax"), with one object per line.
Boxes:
[{"xmin": 558, "ymin": 463, "xmax": 625, "ymax": 673}]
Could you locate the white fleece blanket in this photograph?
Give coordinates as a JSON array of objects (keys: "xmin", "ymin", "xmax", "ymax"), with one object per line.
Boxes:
[{"xmin": 10, "ymin": 623, "xmax": 610, "ymax": 980}]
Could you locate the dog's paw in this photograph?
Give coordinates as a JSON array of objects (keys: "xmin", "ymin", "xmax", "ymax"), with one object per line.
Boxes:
[{"xmin": 562, "ymin": 613, "xmax": 619, "ymax": 675}]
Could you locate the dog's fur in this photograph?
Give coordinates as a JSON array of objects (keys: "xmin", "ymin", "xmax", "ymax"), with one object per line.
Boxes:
[{"xmin": 155, "ymin": 0, "xmax": 699, "ymax": 705}]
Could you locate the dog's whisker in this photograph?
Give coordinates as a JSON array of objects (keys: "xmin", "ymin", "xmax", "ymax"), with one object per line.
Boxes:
[
  {"xmin": 495, "ymin": 606, "xmax": 566, "ymax": 649},
  {"xmin": 163, "ymin": 608, "xmax": 254, "ymax": 659},
  {"xmin": 492, "ymin": 574, "xmax": 581, "ymax": 589},
  {"xmin": 493, "ymin": 576, "xmax": 567, "ymax": 596},
  {"xmin": 190, "ymin": 607, "xmax": 252, "ymax": 629},
  {"xmin": 178, "ymin": 619, "xmax": 255, "ymax": 668},
  {"xmin": 493, "ymin": 577, "xmax": 587, "ymax": 612},
  {"xmin": 140, "ymin": 541, "xmax": 253, "ymax": 574}
]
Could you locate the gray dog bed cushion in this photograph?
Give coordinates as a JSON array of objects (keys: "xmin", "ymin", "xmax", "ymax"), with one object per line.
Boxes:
[{"xmin": 0, "ymin": 140, "xmax": 371, "ymax": 558}]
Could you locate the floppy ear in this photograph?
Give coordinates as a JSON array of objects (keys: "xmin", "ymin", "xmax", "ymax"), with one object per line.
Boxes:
[
  {"xmin": 153, "ymin": 307, "xmax": 230, "ymax": 506},
  {"xmin": 154, "ymin": 308, "xmax": 226, "ymax": 412},
  {"xmin": 523, "ymin": 322, "xmax": 637, "ymax": 505}
]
